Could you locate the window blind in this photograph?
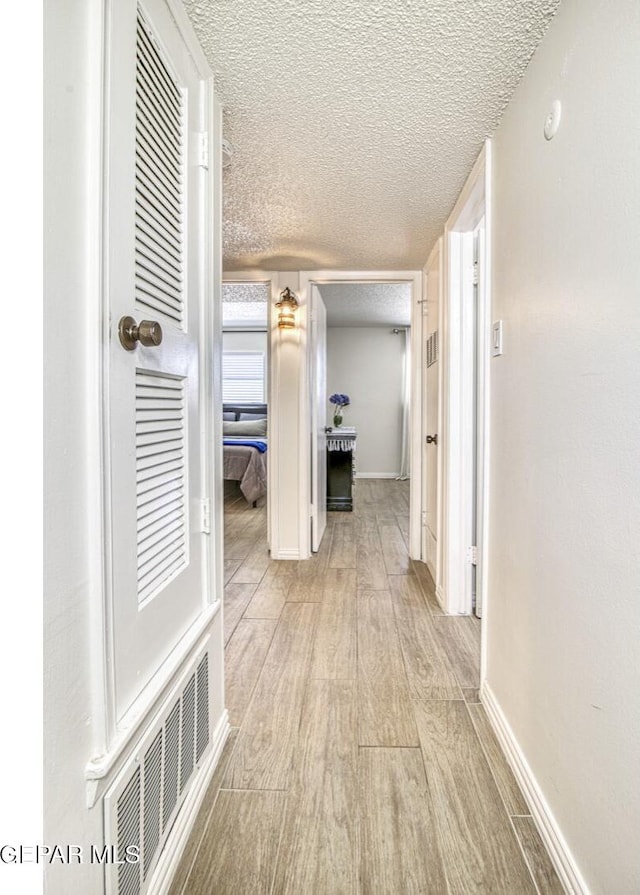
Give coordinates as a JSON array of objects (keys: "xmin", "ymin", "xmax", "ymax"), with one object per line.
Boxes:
[{"xmin": 222, "ymin": 352, "xmax": 265, "ymax": 403}]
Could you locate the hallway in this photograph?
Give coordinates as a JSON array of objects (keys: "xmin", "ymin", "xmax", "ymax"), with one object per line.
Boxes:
[{"xmin": 170, "ymin": 481, "xmax": 562, "ymax": 894}]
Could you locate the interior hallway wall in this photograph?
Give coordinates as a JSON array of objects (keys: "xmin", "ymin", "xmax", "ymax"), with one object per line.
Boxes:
[
  {"xmin": 44, "ymin": 0, "xmax": 104, "ymax": 891},
  {"xmin": 487, "ymin": 0, "xmax": 640, "ymax": 891},
  {"xmin": 327, "ymin": 327, "xmax": 405, "ymax": 476}
]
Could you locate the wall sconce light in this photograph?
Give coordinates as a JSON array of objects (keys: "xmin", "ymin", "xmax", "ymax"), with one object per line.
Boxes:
[{"xmin": 276, "ymin": 287, "xmax": 299, "ymax": 329}]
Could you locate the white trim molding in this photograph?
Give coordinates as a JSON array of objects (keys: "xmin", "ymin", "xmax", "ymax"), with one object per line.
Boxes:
[
  {"xmin": 440, "ymin": 141, "xmax": 492, "ymax": 616},
  {"xmin": 481, "ymin": 684, "xmax": 589, "ymax": 895}
]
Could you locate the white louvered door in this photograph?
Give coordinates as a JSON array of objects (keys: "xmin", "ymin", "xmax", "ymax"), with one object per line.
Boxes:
[{"xmin": 106, "ymin": 0, "xmax": 212, "ymax": 720}]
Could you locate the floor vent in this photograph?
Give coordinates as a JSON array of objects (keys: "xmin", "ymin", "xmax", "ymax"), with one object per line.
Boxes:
[{"xmin": 104, "ymin": 652, "xmax": 211, "ymax": 895}]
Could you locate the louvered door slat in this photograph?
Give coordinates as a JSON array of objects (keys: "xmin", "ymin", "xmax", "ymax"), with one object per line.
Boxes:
[
  {"xmin": 135, "ymin": 177, "xmax": 182, "ymax": 244},
  {"xmin": 135, "ymin": 10, "xmax": 185, "ymax": 329},
  {"xmin": 136, "ymin": 199, "xmax": 182, "ymax": 258},
  {"xmin": 136, "ymin": 371, "xmax": 187, "ymax": 606},
  {"xmin": 136, "ymin": 136, "xmax": 182, "ymax": 196},
  {"xmin": 138, "ymin": 515, "xmax": 184, "ymax": 556},
  {"xmin": 137, "ymin": 479, "xmax": 184, "ymax": 513},
  {"xmin": 135, "ymin": 132, "xmax": 182, "ymax": 192},
  {"xmin": 136, "ymin": 21, "xmax": 181, "ymax": 106},
  {"xmin": 135, "ymin": 247, "xmax": 182, "ymax": 294},
  {"xmin": 137, "ymin": 499, "xmax": 184, "ymax": 532},
  {"xmin": 137, "ymin": 448, "xmax": 184, "ymax": 474}
]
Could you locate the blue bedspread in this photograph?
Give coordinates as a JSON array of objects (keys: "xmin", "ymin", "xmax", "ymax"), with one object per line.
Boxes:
[{"xmin": 223, "ymin": 439, "xmax": 267, "ymax": 453}]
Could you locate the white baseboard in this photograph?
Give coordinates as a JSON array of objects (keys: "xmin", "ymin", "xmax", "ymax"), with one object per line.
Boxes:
[
  {"xmin": 271, "ymin": 548, "xmax": 300, "ymax": 560},
  {"xmin": 355, "ymin": 472, "xmax": 401, "ymax": 479},
  {"xmin": 435, "ymin": 584, "xmax": 447, "ymax": 612},
  {"xmin": 481, "ymin": 683, "xmax": 589, "ymax": 894},
  {"xmin": 148, "ymin": 709, "xmax": 230, "ymax": 894}
]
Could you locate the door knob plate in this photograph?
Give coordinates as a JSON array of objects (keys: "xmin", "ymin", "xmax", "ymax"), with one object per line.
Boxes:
[{"xmin": 118, "ymin": 316, "xmax": 163, "ymax": 351}]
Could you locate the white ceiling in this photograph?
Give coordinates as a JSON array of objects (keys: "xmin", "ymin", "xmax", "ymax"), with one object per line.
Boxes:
[
  {"xmin": 185, "ymin": 0, "xmax": 559, "ymax": 272},
  {"xmin": 318, "ymin": 283, "xmax": 411, "ymax": 327},
  {"xmin": 222, "ymin": 283, "xmax": 269, "ymax": 328}
]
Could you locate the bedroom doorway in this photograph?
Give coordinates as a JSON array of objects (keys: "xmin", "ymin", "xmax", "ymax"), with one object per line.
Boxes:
[
  {"xmin": 221, "ymin": 282, "xmax": 270, "ymax": 565},
  {"xmin": 299, "ymin": 271, "xmax": 423, "ymax": 560}
]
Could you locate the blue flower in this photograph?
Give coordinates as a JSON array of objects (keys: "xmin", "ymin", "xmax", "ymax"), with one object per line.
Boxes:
[{"xmin": 329, "ymin": 393, "xmax": 350, "ymax": 408}]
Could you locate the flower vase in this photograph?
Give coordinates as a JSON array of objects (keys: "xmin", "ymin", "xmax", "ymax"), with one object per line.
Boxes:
[{"xmin": 333, "ymin": 413, "xmax": 343, "ymax": 428}]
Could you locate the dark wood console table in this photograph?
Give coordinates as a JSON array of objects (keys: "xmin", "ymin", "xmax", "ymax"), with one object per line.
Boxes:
[{"xmin": 326, "ymin": 428, "xmax": 357, "ymax": 512}]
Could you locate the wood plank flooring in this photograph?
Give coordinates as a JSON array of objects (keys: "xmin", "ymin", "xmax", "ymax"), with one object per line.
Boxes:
[{"xmin": 171, "ymin": 480, "xmax": 563, "ymax": 895}]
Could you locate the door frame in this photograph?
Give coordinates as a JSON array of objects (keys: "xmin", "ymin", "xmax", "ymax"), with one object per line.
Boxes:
[
  {"xmin": 222, "ymin": 271, "xmax": 276, "ymax": 551},
  {"xmin": 421, "ymin": 238, "xmax": 444, "ymax": 588},
  {"xmin": 298, "ymin": 270, "xmax": 423, "ymax": 559},
  {"xmin": 308, "ymin": 284, "xmax": 328, "ymax": 551},
  {"xmin": 440, "ymin": 140, "xmax": 492, "ymax": 630}
]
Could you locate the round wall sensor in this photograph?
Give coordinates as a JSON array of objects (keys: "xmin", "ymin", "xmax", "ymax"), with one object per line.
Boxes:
[{"xmin": 544, "ymin": 100, "xmax": 562, "ymax": 141}]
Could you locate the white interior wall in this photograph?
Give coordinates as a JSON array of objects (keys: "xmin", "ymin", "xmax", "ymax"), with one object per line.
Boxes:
[
  {"xmin": 487, "ymin": 1, "xmax": 640, "ymax": 891},
  {"xmin": 44, "ymin": 0, "xmax": 104, "ymax": 890},
  {"xmin": 327, "ymin": 327, "xmax": 405, "ymax": 476}
]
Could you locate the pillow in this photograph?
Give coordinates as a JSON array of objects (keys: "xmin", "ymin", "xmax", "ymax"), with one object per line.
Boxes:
[
  {"xmin": 239, "ymin": 412, "xmax": 267, "ymax": 421},
  {"xmin": 223, "ymin": 412, "xmax": 237, "ymax": 421},
  {"xmin": 223, "ymin": 419, "xmax": 267, "ymax": 437}
]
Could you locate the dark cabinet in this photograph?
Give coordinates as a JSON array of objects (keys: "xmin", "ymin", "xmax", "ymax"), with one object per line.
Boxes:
[{"xmin": 327, "ymin": 430, "xmax": 357, "ymax": 512}]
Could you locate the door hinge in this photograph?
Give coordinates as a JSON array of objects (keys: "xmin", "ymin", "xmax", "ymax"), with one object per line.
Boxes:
[
  {"xmin": 196, "ymin": 132, "xmax": 209, "ymax": 169},
  {"xmin": 472, "ymin": 261, "xmax": 479, "ymax": 286},
  {"xmin": 421, "ymin": 510, "xmax": 428, "ymax": 527},
  {"xmin": 201, "ymin": 498, "xmax": 211, "ymax": 534},
  {"xmin": 467, "ymin": 545, "xmax": 478, "ymax": 565}
]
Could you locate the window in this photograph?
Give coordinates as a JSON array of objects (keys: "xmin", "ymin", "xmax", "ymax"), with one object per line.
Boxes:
[{"xmin": 222, "ymin": 352, "xmax": 265, "ymax": 403}]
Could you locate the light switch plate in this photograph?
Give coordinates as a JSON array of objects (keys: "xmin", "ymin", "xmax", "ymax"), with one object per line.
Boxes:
[{"xmin": 492, "ymin": 320, "xmax": 504, "ymax": 356}]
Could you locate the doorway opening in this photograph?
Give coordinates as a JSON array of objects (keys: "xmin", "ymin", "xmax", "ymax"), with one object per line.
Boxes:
[
  {"xmin": 221, "ymin": 281, "xmax": 270, "ymax": 565},
  {"xmin": 300, "ymin": 271, "xmax": 423, "ymax": 561}
]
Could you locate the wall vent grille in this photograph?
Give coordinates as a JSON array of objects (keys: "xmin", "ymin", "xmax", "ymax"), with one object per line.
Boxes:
[
  {"xmin": 104, "ymin": 652, "xmax": 211, "ymax": 895},
  {"xmin": 135, "ymin": 8, "xmax": 185, "ymax": 329}
]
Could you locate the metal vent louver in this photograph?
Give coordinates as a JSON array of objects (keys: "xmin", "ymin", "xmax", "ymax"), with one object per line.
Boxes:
[
  {"xmin": 179, "ymin": 674, "xmax": 196, "ymax": 793},
  {"xmin": 142, "ymin": 731, "xmax": 163, "ymax": 880},
  {"xmin": 135, "ymin": 9, "xmax": 185, "ymax": 328},
  {"xmin": 196, "ymin": 654, "xmax": 209, "ymax": 762},
  {"xmin": 117, "ymin": 767, "xmax": 142, "ymax": 895},
  {"xmin": 162, "ymin": 698, "xmax": 181, "ymax": 833}
]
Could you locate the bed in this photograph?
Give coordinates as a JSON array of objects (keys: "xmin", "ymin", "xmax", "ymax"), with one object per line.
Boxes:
[{"xmin": 223, "ymin": 403, "xmax": 268, "ymax": 506}]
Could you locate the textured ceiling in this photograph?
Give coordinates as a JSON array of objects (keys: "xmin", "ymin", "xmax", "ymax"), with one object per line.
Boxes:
[
  {"xmin": 186, "ymin": 0, "xmax": 560, "ymax": 271},
  {"xmin": 318, "ymin": 283, "xmax": 411, "ymax": 327},
  {"xmin": 222, "ymin": 283, "xmax": 269, "ymax": 327}
]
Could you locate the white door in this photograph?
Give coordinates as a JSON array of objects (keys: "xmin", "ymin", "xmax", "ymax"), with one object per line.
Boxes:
[
  {"xmin": 423, "ymin": 242, "xmax": 442, "ymax": 580},
  {"xmin": 310, "ymin": 285, "xmax": 327, "ymax": 551},
  {"xmin": 106, "ymin": 0, "xmax": 212, "ymax": 719}
]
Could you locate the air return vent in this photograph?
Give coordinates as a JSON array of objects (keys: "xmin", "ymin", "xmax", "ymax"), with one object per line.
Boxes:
[{"xmin": 104, "ymin": 652, "xmax": 211, "ymax": 895}]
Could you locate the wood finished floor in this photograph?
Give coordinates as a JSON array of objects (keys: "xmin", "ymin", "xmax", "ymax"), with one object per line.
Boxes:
[{"xmin": 171, "ymin": 479, "xmax": 564, "ymax": 895}]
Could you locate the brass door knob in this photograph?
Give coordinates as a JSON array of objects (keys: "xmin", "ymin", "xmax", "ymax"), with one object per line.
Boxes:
[{"xmin": 118, "ymin": 316, "xmax": 163, "ymax": 351}]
